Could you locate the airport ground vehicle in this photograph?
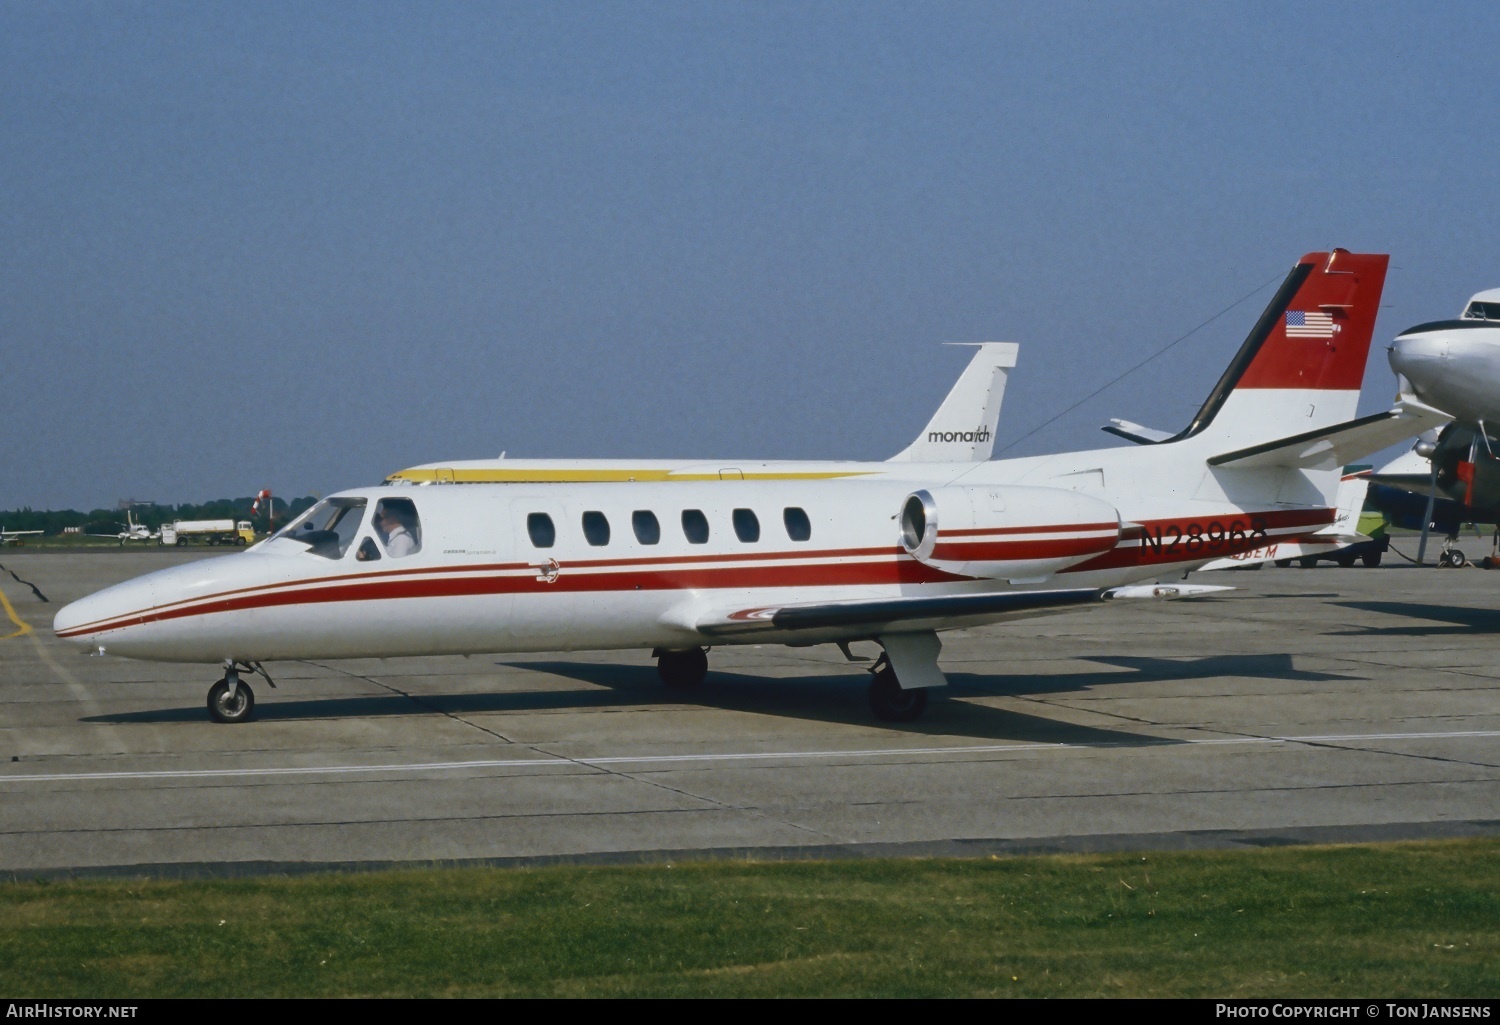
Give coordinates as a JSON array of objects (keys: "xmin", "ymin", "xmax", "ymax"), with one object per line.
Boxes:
[
  {"xmin": 1276, "ymin": 512, "xmax": 1390, "ymax": 567},
  {"xmin": 159, "ymin": 520, "xmax": 256, "ymax": 546}
]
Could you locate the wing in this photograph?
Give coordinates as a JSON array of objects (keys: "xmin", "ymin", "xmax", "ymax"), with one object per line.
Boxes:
[
  {"xmin": 695, "ymin": 588, "xmax": 1106, "ymax": 639},
  {"xmin": 663, "ymin": 584, "xmax": 1234, "ymax": 644},
  {"xmin": 1208, "ymin": 400, "xmax": 1450, "ymax": 471}
]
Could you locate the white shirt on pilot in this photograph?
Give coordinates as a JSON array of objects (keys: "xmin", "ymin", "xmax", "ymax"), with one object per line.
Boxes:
[{"xmin": 384, "ymin": 524, "xmax": 417, "ymax": 557}]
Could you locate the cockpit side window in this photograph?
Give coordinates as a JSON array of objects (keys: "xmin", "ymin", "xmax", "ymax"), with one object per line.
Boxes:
[{"xmin": 374, "ymin": 498, "xmax": 422, "ymax": 558}]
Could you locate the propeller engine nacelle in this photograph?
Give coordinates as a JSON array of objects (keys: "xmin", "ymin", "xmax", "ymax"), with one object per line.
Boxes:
[
  {"xmin": 899, "ymin": 485, "xmax": 1121, "ymax": 580},
  {"xmin": 1430, "ymin": 423, "xmax": 1500, "ymax": 516}
]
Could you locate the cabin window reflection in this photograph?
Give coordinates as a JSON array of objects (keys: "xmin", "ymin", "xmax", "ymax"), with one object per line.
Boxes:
[
  {"xmin": 632, "ymin": 510, "xmax": 660, "ymax": 545},
  {"xmin": 783, "ymin": 507, "xmax": 812, "ymax": 542},
  {"xmin": 733, "ymin": 508, "xmax": 760, "ymax": 543},
  {"xmin": 582, "ymin": 511, "xmax": 610, "ymax": 546},
  {"xmin": 681, "ymin": 509, "xmax": 709, "ymax": 544},
  {"xmin": 527, "ymin": 513, "xmax": 556, "ymax": 548}
]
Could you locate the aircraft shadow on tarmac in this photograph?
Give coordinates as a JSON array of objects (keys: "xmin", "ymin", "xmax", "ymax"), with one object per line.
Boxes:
[
  {"xmin": 1327, "ymin": 600, "xmax": 1500, "ymax": 636},
  {"xmin": 83, "ymin": 651, "xmax": 1349, "ymax": 744}
]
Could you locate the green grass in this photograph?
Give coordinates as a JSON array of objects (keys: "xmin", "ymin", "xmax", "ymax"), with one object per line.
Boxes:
[{"xmin": 2, "ymin": 840, "xmax": 1495, "ymax": 998}]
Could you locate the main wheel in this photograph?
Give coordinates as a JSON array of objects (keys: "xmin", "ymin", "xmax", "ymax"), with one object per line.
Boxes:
[
  {"xmin": 657, "ymin": 648, "xmax": 708, "ymax": 690},
  {"xmin": 207, "ymin": 677, "xmax": 255, "ymax": 723},
  {"xmin": 1298, "ymin": 555, "xmax": 1319, "ymax": 568},
  {"xmin": 1449, "ymin": 549, "xmax": 1467, "ymax": 568},
  {"xmin": 1362, "ymin": 550, "xmax": 1382, "ymax": 568},
  {"xmin": 868, "ymin": 665, "xmax": 928, "ymax": 723}
]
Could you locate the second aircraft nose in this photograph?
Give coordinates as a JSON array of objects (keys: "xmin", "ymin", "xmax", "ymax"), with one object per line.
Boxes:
[{"xmin": 1389, "ymin": 332, "xmax": 1449, "ymax": 375}]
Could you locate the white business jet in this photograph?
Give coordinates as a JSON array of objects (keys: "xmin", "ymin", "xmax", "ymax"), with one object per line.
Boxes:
[{"xmin": 54, "ymin": 251, "xmax": 1446, "ymax": 724}]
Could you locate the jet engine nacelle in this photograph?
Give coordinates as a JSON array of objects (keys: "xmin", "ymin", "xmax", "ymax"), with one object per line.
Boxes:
[{"xmin": 899, "ymin": 485, "xmax": 1121, "ymax": 580}]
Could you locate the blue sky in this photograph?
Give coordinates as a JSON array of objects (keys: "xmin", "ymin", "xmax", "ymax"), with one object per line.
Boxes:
[{"xmin": 3, "ymin": 1, "xmax": 1496, "ymax": 509}]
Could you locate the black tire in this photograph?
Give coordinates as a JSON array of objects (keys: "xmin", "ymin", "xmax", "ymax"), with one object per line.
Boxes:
[
  {"xmin": 1449, "ymin": 549, "xmax": 1467, "ymax": 568},
  {"xmin": 207, "ymin": 678, "xmax": 255, "ymax": 724},
  {"xmin": 1336, "ymin": 554, "xmax": 1356, "ymax": 568},
  {"xmin": 1361, "ymin": 550, "xmax": 1382, "ymax": 568},
  {"xmin": 1298, "ymin": 556, "xmax": 1319, "ymax": 568},
  {"xmin": 1273, "ymin": 559, "xmax": 1293, "ymax": 568},
  {"xmin": 868, "ymin": 665, "xmax": 928, "ymax": 723},
  {"xmin": 657, "ymin": 648, "xmax": 708, "ymax": 690}
]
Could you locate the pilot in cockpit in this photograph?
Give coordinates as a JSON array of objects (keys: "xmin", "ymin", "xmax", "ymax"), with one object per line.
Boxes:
[{"xmin": 375, "ymin": 499, "xmax": 420, "ymax": 557}]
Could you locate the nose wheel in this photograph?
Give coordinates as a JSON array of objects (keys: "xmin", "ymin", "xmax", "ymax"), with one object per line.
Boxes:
[
  {"xmin": 207, "ymin": 677, "xmax": 254, "ymax": 723},
  {"xmin": 205, "ymin": 666, "xmax": 267, "ymax": 720}
]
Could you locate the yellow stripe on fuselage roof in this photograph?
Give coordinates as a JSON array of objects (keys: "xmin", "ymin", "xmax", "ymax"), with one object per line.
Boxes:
[{"xmin": 386, "ymin": 468, "xmax": 878, "ymax": 484}]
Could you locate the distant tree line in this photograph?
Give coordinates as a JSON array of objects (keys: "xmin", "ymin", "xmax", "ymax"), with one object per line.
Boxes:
[{"xmin": 0, "ymin": 496, "xmax": 319, "ymax": 536}]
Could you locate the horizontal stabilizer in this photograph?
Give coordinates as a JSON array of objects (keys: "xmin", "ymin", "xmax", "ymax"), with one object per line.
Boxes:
[{"xmin": 1208, "ymin": 400, "xmax": 1451, "ymax": 470}]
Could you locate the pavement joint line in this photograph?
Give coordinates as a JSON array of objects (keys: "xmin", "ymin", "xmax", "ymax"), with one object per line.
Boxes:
[
  {"xmin": 304, "ymin": 659, "xmax": 519, "ymax": 745},
  {"xmin": 4, "ymin": 729, "xmax": 1498, "ymax": 784}
]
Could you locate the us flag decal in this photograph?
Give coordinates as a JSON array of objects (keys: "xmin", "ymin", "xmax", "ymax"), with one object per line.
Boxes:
[{"xmin": 1285, "ymin": 310, "xmax": 1336, "ymax": 338}]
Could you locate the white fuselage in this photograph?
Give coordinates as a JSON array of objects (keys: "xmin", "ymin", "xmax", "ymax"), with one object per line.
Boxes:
[{"xmin": 54, "ymin": 423, "xmax": 1336, "ymax": 665}]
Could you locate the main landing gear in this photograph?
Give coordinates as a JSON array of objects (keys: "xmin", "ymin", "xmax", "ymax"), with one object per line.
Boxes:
[
  {"xmin": 206, "ymin": 661, "xmax": 275, "ymax": 723},
  {"xmin": 655, "ymin": 647, "xmax": 709, "ymax": 689},
  {"xmin": 867, "ymin": 655, "xmax": 927, "ymax": 722},
  {"xmin": 653, "ymin": 632, "xmax": 946, "ymax": 722}
]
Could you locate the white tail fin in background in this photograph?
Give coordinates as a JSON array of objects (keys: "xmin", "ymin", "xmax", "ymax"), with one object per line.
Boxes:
[{"xmin": 889, "ymin": 342, "xmax": 1018, "ymax": 462}]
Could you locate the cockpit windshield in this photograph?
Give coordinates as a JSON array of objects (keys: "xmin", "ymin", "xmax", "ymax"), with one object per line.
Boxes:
[
  {"xmin": 269, "ymin": 497, "xmax": 368, "ymax": 559},
  {"xmin": 1463, "ymin": 301, "xmax": 1500, "ymax": 321}
]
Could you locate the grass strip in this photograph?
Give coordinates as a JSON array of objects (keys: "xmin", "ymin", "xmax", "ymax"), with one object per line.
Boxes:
[{"xmin": 2, "ymin": 839, "xmax": 1495, "ymax": 998}]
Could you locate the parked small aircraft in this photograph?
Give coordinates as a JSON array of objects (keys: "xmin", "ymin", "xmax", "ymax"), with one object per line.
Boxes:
[
  {"xmin": 54, "ymin": 250, "xmax": 1445, "ymax": 724},
  {"xmin": 0, "ymin": 527, "xmax": 45, "ymax": 546},
  {"xmin": 88, "ymin": 508, "xmax": 156, "ymax": 546}
]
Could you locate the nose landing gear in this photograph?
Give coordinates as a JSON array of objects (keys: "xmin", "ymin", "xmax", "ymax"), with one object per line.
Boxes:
[{"xmin": 205, "ymin": 661, "xmax": 274, "ymax": 723}]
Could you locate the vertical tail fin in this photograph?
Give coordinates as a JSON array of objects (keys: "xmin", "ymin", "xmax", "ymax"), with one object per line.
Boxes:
[
  {"xmin": 1172, "ymin": 250, "xmax": 1390, "ymax": 449},
  {"xmin": 889, "ymin": 342, "xmax": 1018, "ymax": 462}
]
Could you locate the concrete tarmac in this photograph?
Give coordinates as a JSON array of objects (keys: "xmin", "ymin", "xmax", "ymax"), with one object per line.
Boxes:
[{"xmin": 2, "ymin": 548, "xmax": 1497, "ymax": 878}]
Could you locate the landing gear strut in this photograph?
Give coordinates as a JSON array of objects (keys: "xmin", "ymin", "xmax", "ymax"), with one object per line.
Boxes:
[{"xmin": 656, "ymin": 647, "xmax": 709, "ymax": 690}]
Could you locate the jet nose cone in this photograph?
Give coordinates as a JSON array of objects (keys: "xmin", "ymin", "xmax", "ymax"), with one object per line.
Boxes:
[
  {"xmin": 53, "ymin": 594, "xmax": 105, "ymax": 649},
  {"xmin": 53, "ymin": 575, "xmax": 156, "ymax": 652}
]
